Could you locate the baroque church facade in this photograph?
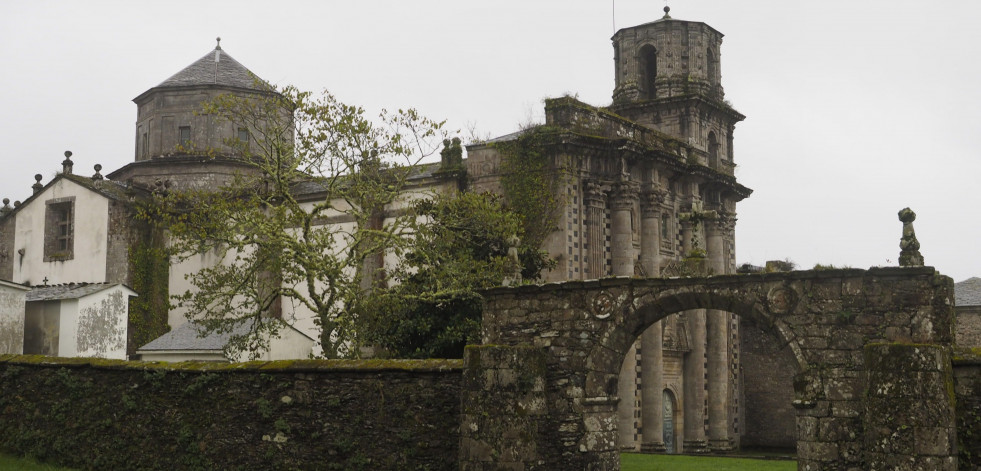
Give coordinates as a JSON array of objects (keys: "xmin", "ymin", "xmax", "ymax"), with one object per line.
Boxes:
[{"xmin": 0, "ymin": 8, "xmax": 798, "ymax": 452}]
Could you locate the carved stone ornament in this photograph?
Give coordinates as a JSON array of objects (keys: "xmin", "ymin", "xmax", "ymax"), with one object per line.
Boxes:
[
  {"xmin": 766, "ymin": 286, "xmax": 798, "ymax": 314},
  {"xmin": 641, "ymin": 183, "xmax": 667, "ymax": 217},
  {"xmin": 591, "ymin": 291, "xmax": 617, "ymax": 320},
  {"xmin": 583, "ymin": 180, "xmax": 607, "ymax": 206}
]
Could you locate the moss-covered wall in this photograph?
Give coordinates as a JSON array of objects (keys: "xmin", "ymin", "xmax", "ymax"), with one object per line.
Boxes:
[
  {"xmin": 0, "ymin": 355, "xmax": 462, "ymax": 471},
  {"xmin": 953, "ymin": 349, "xmax": 981, "ymax": 470}
]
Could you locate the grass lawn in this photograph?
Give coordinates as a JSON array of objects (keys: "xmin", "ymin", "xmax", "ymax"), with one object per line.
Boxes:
[
  {"xmin": 1, "ymin": 452, "xmax": 794, "ymax": 471},
  {"xmin": 0, "ymin": 455, "xmax": 76, "ymax": 471},
  {"xmin": 621, "ymin": 453, "xmax": 797, "ymax": 471}
]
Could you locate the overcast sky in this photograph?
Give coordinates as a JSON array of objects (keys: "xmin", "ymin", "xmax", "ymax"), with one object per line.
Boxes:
[{"xmin": 2, "ymin": 0, "xmax": 979, "ymax": 282}]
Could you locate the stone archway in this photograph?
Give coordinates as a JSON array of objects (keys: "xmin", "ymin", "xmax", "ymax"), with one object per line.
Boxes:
[{"xmin": 459, "ymin": 267, "xmax": 958, "ymax": 470}]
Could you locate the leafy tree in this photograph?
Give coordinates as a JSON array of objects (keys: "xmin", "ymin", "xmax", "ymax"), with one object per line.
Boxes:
[
  {"xmin": 155, "ymin": 85, "xmax": 447, "ymax": 359},
  {"xmin": 361, "ymin": 191, "xmax": 552, "ymax": 358}
]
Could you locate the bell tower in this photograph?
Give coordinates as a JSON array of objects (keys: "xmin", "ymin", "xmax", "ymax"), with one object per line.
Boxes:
[{"xmin": 610, "ymin": 6, "xmax": 744, "ymax": 176}]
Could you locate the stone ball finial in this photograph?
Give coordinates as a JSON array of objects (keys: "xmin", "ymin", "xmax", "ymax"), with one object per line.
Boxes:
[
  {"xmin": 94, "ymin": 164, "xmax": 102, "ymax": 171},
  {"xmin": 64, "ymin": 150, "xmax": 72, "ymax": 158},
  {"xmin": 898, "ymin": 207, "xmax": 916, "ymax": 223},
  {"xmin": 34, "ymin": 174, "xmax": 42, "ymax": 183},
  {"xmin": 216, "ymin": 37, "xmax": 222, "ymax": 49},
  {"xmin": 662, "ymin": 5, "xmax": 671, "ymax": 18},
  {"xmin": 2, "ymin": 198, "xmax": 8, "ymax": 205}
]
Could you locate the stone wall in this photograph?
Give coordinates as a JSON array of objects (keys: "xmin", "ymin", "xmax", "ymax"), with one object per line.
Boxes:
[
  {"xmin": 953, "ymin": 349, "xmax": 981, "ymax": 470},
  {"xmin": 738, "ymin": 318, "xmax": 796, "ymax": 449},
  {"xmin": 479, "ymin": 267, "xmax": 957, "ymax": 469},
  {"xmin": 460, "ymin": 345, "xmax": 549, "ymax": 470},
  {"xmin": 0, "ymin": 355, "xmax": 461, "ymax": 471},
  {"xmin": 955, "ymin": 306, "xmax": 981, "ymax": 347},
  {"xmin": 0, "ymin": 214, "xmax": 15, "ymax": 280},
  {"xmin": 863, "ymin": 343, "xmax": 957, "ymax": 470}
]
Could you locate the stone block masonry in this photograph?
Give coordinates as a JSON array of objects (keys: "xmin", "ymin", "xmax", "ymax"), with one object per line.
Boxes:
[
  {"xmin": 863, "ymin": 344, "xmax": 957, "ymax": 471},
  {"xmin": 953, "ymin": 349, "xmax": 981, "ymax": 470},
  {"xmin": 0, "ymin": 355, "xmax": 462, "ymax": 471},
  {"xmin": 459, "ymin": 345, "xmax": 550, "ymax": 470}
]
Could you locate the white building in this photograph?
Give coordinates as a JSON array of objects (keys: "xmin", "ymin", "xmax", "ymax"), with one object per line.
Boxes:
[{"xmin": 24, "ymin": 283, "xmax": 136, "ymax": 360}]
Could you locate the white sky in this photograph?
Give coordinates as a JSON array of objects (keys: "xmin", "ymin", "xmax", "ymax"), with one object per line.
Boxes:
[{"xmin": 2, "ymin": 0, "xmax": 979, "ymax": 281}]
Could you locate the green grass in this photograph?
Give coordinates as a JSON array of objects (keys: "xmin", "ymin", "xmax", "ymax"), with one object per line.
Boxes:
[
  {"xmin": 621, "ymin": 453, "xmax": 797, "ymax": 471},
  {"xmin": 1, "ymin": 452, "xmax": 794, "ymax": 471},
  {"xmin": 0, "ymin": 455, "xmax": 77, "ymax": 471}
]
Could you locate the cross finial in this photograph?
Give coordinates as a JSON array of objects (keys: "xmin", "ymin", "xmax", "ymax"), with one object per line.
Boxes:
[{"xmin": 216, "ymin": 37, "xmax": 222, "ymax": 50}]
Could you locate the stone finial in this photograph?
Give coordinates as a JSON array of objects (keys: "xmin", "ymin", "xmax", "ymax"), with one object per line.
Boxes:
[
  {"xmin": 13, "ymin": 201, "xmax": 21, "ymax": 208},
  {"xmin": 898, "ymin": 207, "xmax": 924, "ymax": 267},
  {"xmin": 32, "ymin": 174, "xmax": 43, "ymax": 194},
  {"xmin": 216, "ymin": 37, "xmax": 222, "ymax": 50},
  {"xmin": 62, "ymin": 150, "xmax": 73, "ymax": 175},
  {"xmin": 662, "ymin": 5, "xmax": 671, "ymax": 19},
  {"xmin": 438, "ymin": 137, "xmax": 463, "ymax": 172},
  {"xmin": 92, "ymin": 164, "xmax": 104, "ymax": 181},
  {"xmin": 0, "ymin": 198, "xmax": 10, "ymax": 216},
  {"xmin": 502, "ymin": 236, "xmax": 523, "ymax": 287}
]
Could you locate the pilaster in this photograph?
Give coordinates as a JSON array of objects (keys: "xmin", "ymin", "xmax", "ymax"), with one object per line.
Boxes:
[{"xmin": 584, "ymin": 181, "xmax": 608, "ymax": 279}]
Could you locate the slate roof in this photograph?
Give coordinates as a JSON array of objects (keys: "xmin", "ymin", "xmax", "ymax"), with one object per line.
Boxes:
[
  {"xmin": 155, "ymin": 46, "xmax": 269, "ymax": 91},
  {"xmin": 138, "ymin": 320, "xmax": 313, "ymax": 352},
  {"xmin": 138, "ymin": 321, "xmax": 237, "ymax": 352},
  {"xmin": 956, "ymin": 277, "xmax": 981, "ymax": 307},
  {"xmin": 27, "ymin": 283, "xmax": 125, "ymax": 302},
  {"xmin": 483, "ymin": 129, "xmax": 530, "ymax": 144},
  {"xmin": 290, "ymin": 162, "xmax": 445, "ymax": 198}
]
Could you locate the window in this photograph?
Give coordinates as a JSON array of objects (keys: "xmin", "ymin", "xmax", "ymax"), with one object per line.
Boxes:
[
  {"xmin": 638, "ymin": 45, "xmax": 658, "ymax": 99},
  {"xmin": 44, "ymin": 197, "xmax": 75, "ymax": 261},
  {"xmin": 142, "ymin": 132, "xmax": 149, "ymax": 158},
  {"xmin": 237, "ymin": 127, "xmax": 249, "ymax": 148},
  {"xmin": 708, "ymin": 131, "xmax": 719, "ymax": 169},
  {"xmin": 660, "ymin": 213, "xmax": 672, "ymax": 249},
  {"xmin": 179, "ymin": 126, "xmax": 191, "ymax": 148}
]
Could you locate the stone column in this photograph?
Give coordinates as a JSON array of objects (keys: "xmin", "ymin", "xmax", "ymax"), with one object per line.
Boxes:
[
  {"xmin": 618, "ymin": 342, "xmax": 638, "ymax": 450},
  {"xmin": 584, "ymin": 181, "xmax": 607, "ymax": 279},
  {"xmin": 681, "ymin": 211, "xmax": 708, "ymax": 452},
  {"xmin": 683, "ymin": 308, "xmax": 708, "ymax": 453},
  {"xmin": 609, "ymin": 181, "xmax": 638, "ymax": 277},
  {"xmin": 639, "ymin": 184, "xmax": 665, "ymax": 278},
  {"xmin": 611, "ymin": 181, "xmax": 639, "ymax": 450},
  {"xmin": 706, "ymin": 215, "xmax": 731, "ymax": 451},
  {"xmin": 640, "ymin": 185, "xmax": 666, "ymax": 452}
]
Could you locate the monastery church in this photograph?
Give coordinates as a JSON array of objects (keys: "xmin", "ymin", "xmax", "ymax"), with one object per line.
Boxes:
[{"xmin": 0, "ymin": 8, "xmax": 801, "ymax": 452}]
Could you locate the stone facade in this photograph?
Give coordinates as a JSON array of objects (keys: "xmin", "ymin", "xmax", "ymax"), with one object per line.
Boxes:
[{"xmin": 466, "ymin": 9, "xmax": 750, "ymax": 452}]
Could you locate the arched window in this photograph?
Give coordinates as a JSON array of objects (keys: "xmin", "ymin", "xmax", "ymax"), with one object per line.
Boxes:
[
  {"xmin": 708, "ymin": 131, "xmax": 720, "ymax": 169},
  {"xmin": 638, "ymin": 45, "xmax": 658, "ymax": 100}
]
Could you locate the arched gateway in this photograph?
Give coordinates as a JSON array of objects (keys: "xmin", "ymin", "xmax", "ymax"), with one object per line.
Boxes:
[{"xmin": 459, "ymin": 267, "xmax": 958, "ymax": 470}]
